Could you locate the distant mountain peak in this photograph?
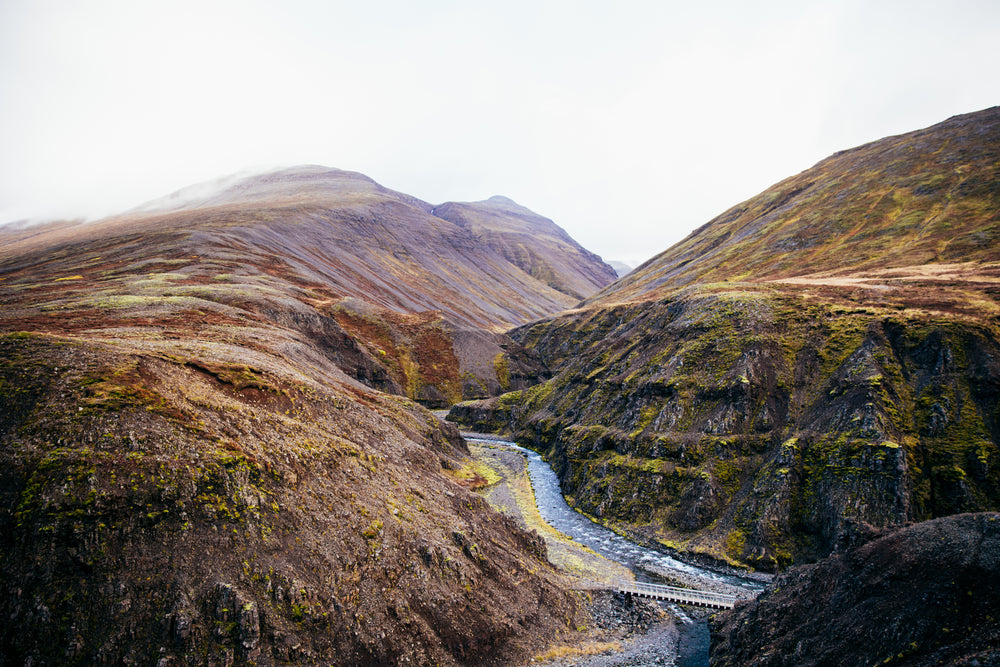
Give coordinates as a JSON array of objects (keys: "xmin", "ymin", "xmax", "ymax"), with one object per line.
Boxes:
[
  {"xmin": 487, "ymin": 195, "xmax": 518, "ymax": 205},
  {"xmin": 607, "ymin": 261, "xmax": 634, "ymax": 278},
  {"xmin": 470, "ymin": 195, "xmax": 540, "ymax": 218},
  {"xmin": 130, "ymin": 165, "xmax": 375, "ymax": 213},
  {"xmin": 431, "ymin": 196, "xmax": 618, "ymax": 300}
]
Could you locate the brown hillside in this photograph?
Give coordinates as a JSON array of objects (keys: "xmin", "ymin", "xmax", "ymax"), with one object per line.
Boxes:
[
  {"xmin": 0, "ymin": 166, "xmax": 616, "ymax": 404},
  {"xmin": 433, "ymin": 195, "xmax": 617, "ymax": 300}
]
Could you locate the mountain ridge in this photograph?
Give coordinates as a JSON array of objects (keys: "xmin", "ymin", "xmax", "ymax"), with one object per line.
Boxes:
[
  {"xmin": 432, "ymin": 194, "xmax": 613, "ymax": 301},
  {"xmin": 1, "ymin": 167, "xmax": 617, "ymax": 405}
]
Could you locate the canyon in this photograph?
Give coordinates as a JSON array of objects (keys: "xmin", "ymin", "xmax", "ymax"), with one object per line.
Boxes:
[
  {"xmin": 3, "ymin": 106, "xmax": 1000, "ymax": 665},
  {"xmin": 0, "ymin": 168, "xmax": 615, "ymax": 664}
]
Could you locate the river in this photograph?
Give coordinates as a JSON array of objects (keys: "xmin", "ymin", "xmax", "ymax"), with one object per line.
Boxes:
[{"xmin": 464, "ymin": 434, "xmax": 764, "ymax": 667}]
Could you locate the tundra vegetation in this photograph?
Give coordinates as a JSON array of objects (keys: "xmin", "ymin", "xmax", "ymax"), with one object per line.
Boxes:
[{"xmin": 4, "ymin": 105, "xmax": 1000, "ymax": 665}]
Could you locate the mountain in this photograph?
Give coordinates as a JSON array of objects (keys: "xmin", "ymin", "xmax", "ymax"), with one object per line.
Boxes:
[
  {"xmin": 607, "ymin": 261, "xmax": 634, "ymax": 278},
  {"xmin": 1, "ymin": 166, "xmax": 616, "ymax": 406},
  {"xmin": 431, "ymin": 195, "xmax": 616, "ymax": 301},
  {"xmin": 0, "ymin": 168, "xmax": 614, "ymax": 664},
  {"xmin": 449, "ymin": 107, "xmax": 1000, "ymax": 570},
  {"xmin": 711, "ymin": 513, "xmax": 1000, "ymax": 666}
]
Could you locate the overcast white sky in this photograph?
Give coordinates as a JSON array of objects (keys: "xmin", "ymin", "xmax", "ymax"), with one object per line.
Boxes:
[{"xmin": 1, "ymin": 1, "xmax": 998, "ymax": 265}]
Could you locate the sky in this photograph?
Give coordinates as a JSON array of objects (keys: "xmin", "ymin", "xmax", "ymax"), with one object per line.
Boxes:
[{"xmin": 1, "ymin": 1, "xmax": 998, "ymax": 266}]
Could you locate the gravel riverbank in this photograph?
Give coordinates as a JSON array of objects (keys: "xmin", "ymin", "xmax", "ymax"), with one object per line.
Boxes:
[
  {"xmin": 470, "ymin": 443, "xmax": 633, "ymax": 584},
  {"xmin": 464, "ymin": 435, "xmax": 758, "ymax": 666},
  {"xmin": 535, "ymin": 591, "xmax": 678, "ymax": 667}
]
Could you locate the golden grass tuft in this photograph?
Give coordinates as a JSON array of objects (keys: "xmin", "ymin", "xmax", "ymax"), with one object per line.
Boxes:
[
  {"xmin": 533, "ymin": 641, "xmax": 623, "ymax": 662},
  {"xmin": 446, "ymin": 458, "xmax": 503, "ymax": 491}
]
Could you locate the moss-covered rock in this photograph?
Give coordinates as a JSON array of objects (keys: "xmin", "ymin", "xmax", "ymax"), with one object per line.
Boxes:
[
  {"xmin": 0, "ymin": 331, "xmax": 582, "ymax": 664},
  {"xmin": 450, "ymin": 288, "xmax": 1000, "ymax": 570}
]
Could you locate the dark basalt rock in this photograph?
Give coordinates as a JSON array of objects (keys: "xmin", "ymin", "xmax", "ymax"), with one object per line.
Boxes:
[{"xmin": 709, "ymin": 513, "xmax": 1000, "ymax": 667}]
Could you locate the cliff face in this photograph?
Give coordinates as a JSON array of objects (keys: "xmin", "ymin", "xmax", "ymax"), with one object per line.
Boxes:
[
  {"xmin": 0, "ymin": 168, "xmax": 607, "ymax": 664},
  {"xmin": 449, "ymin": 108, "xmax": 1000, "ymax": 570},
  {"xmin": 710, "ymin": 513, "xmax": 1000, "ymax": 667},
  {"xmin": 451, "ymin": 290, "xmax": 1000, "ymax": 569}
]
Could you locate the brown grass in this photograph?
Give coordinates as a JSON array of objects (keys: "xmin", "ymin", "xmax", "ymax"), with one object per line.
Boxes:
[{"xmin": 533, "ymin": 641, "xmax": 623, "ymax": 662}]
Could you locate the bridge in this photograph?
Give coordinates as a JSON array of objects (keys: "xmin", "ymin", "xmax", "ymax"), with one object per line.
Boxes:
[{"xmin": 610, "ymin": 579, "xmax": 738, "ymax": 609}]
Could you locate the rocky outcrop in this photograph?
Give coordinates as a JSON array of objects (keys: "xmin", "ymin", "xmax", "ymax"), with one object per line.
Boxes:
[{"xmin": 710, "ymin": 513, "xmax": 1000, "ymax": 666}]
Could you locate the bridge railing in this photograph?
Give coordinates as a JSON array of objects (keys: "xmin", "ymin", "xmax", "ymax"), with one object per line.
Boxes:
[{"xmin": 611, "ymin": 578, "xmax": 737, "ymax": 609}]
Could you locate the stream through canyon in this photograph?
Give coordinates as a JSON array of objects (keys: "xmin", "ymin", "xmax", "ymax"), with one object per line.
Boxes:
[{"xmin": 464, "ymin": 434, "xmax": 766, "ymax": 666}]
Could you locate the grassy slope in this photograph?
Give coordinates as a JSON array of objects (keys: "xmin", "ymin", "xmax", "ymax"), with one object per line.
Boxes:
[
  {"xmin": 592, "ymin": 106, "xmax": 1000, "ymax": 304},
  {"xmin": 0, "ymin": 166, "xmax": 616, "ymax": 406}
]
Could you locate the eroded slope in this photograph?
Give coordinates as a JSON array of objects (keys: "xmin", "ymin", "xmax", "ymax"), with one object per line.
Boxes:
[
  {"xmin": 452, "ymin": 287, "xmax": 1000, "ymax": 569},
  {"xmin": 0, "ymin": 333, "xmax": 579, "ymax": 665}
]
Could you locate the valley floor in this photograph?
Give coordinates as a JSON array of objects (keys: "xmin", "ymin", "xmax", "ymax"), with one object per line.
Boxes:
[
  {"xmin": 469, "ymin": 443, "xmax": 632, "ymax": 584},
  {"xmin": 465, "ymin": 442, "xmax": 697, "ymax": 666}
]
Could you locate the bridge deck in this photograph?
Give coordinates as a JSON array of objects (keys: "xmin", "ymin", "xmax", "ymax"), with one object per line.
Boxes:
[{"xmin": 611, "ymin": 579, "xmax": 737, "ymax": 609}]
